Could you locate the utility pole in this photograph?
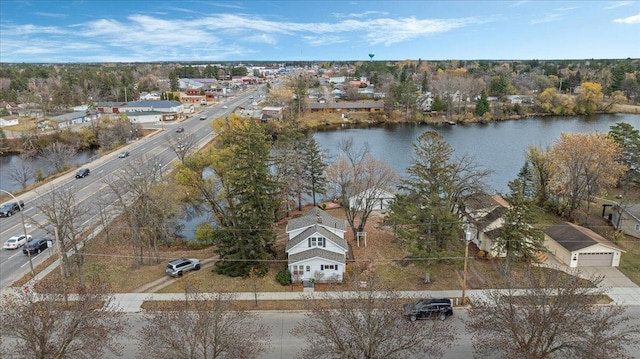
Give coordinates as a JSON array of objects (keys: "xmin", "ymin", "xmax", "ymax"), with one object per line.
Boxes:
[{"xmin": 461, "ymin": 222, "xmax": 471, "ymax": 306}]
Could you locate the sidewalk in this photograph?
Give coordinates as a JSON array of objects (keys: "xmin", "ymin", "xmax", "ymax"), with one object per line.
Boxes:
[{"xmin": 106, "ymin": 286, "xmax": 640, "ymax": 313}]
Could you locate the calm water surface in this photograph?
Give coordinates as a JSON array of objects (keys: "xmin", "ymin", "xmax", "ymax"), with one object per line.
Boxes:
[{"xmin": 313, "ymin": 114, "xmax": 640, "ymax": 194}]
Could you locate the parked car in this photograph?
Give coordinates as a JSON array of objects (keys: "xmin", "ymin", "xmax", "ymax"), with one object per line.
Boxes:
[
  {"xmin": 3, "ymin": 234, "xmax": 32, "ymax": 249},
  {"xmin": 176, "ymin": 127, "xmax": 184, "ymax": 133},
  {"xmin": 166, "ymin": 258, "xmax": 200, "ymax": 277},
  {"xmin": 118, "ymin": 150, "xmax": 130, "ymax": 158},
  {"xmin": 75, "ymin": 168, "xmax": 90, "ymax": 178},
  {"xmin": 22, "ymin": 238, "xmax": 49, "ymax": 255},
  {"xmin": 403, "ymin": 298, "xmax": 453, "ymax": 321},
  {"xmin": 0, "ymin": 200, "xmax": 25, "ymax": 217}
]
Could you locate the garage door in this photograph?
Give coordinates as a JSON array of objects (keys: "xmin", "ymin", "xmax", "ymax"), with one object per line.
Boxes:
[{"xmin": 577, "ymin": 252, "xmax": 613, "ymax": 267}]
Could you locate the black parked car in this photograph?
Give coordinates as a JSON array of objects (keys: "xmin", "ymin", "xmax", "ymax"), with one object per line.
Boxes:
[
  {"xmin": 403, "ymin": 298, "xmax": 453, "ymax": 321},
  {"xmin": 22, "ymin": 238, "xmax": 50, "ymax": 255},
  {"xmin": 0, "ymin": 200, "xmax": 25, "ymax": 217},
  {"xmin": 75, "ymin": 168, "xmax": 90, "ymax": 178}
]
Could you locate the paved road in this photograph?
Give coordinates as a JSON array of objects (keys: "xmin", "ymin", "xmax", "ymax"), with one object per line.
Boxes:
[
  {"xmin": 99, "ymin": 306, "xmax": 640, "ymax": 359},
  {"xmin": 0, "ymin": 87, "xmax": 262, "ymax": 289}
]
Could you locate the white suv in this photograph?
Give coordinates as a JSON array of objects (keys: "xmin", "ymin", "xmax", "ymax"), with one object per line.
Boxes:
[{"xmin": 166, "ymin": 258, "xmax": 201, "ymax": 277}]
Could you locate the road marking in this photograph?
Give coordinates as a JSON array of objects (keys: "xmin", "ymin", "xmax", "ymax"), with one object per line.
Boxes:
[{"xmin": 9, "ymin": 250, "xmax": 23, "ymax": 260}]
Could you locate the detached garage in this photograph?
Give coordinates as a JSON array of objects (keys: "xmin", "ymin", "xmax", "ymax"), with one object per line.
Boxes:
[{"xmin": 544, "ymin": 222, "xmax": 624, "ymax": 268}]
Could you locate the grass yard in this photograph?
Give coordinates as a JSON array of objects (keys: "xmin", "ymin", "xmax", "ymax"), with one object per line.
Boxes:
[{"xmin": 24, "ymin": 195, "xmax": 639, "ymax": 297}]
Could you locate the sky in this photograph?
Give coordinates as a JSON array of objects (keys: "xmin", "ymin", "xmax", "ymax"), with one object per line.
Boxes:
[{"xmin": 0, "ymin": 1, "xmax": 639, "ymax": 63}]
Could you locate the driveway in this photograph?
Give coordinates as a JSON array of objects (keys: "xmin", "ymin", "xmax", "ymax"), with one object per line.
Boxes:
[{"xmin": 540, "ymin": 254, "xmax": 639, "ymax": 288}]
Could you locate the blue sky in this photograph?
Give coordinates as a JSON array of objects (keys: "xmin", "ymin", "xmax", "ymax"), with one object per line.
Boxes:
[{"xmin": 1, "ymin": 1, "xmax": 639, "ymax": 63}]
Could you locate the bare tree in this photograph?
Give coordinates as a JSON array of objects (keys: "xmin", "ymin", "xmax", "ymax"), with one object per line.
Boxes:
[
  {"xmin": 466, "ymin": 268, "xmax": 640, "ymax": 359},
  {"xmin": 34, "ymin": 185, "xmax": 91, "ymax": 284},
  {"xmin": 137, "ymin": 286, "xmax": 272, "ymax": 359},
  {"xmin": 6, "ymin": 157, "xmax": 34, "ymax": 189},
  {"xmin": 103, "ymin": 155, "xmax": 180, "ymax": 267},
  {"xmin": 291, "ymin": 274, "xmax": 457, "ymax": 359},
  {"xmin": 0, "ymin": 279, "xmax": 127, "ymax": 359},
  {"xmin": 326, "ymin": 138, "xmax": 398, "ymax": 237},
  {"xmin": 40, "ymin": 142, "xmax": 77, "ymax": 173},
  {"xmin": 166, "ymin": 131, "xmax": 199, "ymax": 164}
]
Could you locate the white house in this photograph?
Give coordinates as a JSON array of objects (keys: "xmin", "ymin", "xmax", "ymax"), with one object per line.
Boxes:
[
  {"xmin": 0, "ymin": 115, "xmax": 19, "ymax": 127},
  {"xmin": 462, "ymin": 193, "xmax": 510, "ymax": 257},
  {"xmin": 49, "ymin": 111, "xmax": 97, "ymax": 129},
  {"xmin": 544, "ymin": 222, "xmax": 625, "ymax": 267},
  {"xmin": 348, "ymin": 187, "xmax": 395, "ymax": 212},
  {"xmin": 608, "ymin": 203, "xmax": 640, "ymax": 239},
  {"xmin": 286, "ymin": 208, "xmax": 347, "ymax": 283}
]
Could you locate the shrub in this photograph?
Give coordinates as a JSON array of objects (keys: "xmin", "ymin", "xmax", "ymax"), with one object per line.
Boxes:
[{"xmin": 276, "ymin": 269, "xmax": 292, "ymax": 286}]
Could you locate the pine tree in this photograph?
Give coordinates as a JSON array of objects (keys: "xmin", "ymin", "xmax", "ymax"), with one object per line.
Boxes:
[
  {"xmin": 214, "ymin": 117, "xmax": 278, "ymax": 277},
  {"xmin": 494, "ymin": 179, "xmax": 544, "ymax": 281},
  {"xmin": 302, "ymin": 136, "xmax": 327, "ymax": 206},
  {"xmin": 431, "ymin": 94, "xmax": 445, "ymax": 112},
  {"xmin": 475, "ymin": 90, "xmax": 490, "ymax": 116},
  {"xmin": 386, "ymin": 131, "xmax": 463, "ymax": 256}
]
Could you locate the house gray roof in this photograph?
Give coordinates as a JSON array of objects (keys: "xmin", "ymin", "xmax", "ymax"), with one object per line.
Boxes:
[
  {"xmin": 286, "ymin": 224, "xmax": 347, "ymax": 252},
  {"xmin": 477, "ymin": 206, "xmax": 508, "ymax": 231},
  {"xmin": 545, "ymin": 223, "xmax": 624, "ymax": 252},
  {"xmin": 484, "ymin": 226, "xmax": 504, "ymax": 240},
  {"xmin": 614, "ymin": 203, "xmax": 640, "ymax": 222},
  {"xmin": 287, "ymin": 207, "xmax": 346, "ymax": 232},
  {"xmin": 49, "ymin": 111, "xmax": 88, "ymax": 122},
  {"xmin": 464, "ymin": 193, "xmax": 504, "ymax": 212},
  {"xmin": 288, "ymin": 247, "xmax": 346, "ymax": 264}
]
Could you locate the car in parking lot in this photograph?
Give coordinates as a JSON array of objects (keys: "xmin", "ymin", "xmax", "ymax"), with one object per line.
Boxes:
[
  {"xmin": 0, "ymin": 200, "xmax": 24, "ymax": 217},
  {"xmin": 22, "ymin": 238, "xmax": 50, "ymax": 255},
  {"xmin": 118, "ymin": 150, "xmax": 130, "ymax": 158},
  {"xmin": 3, "ymin": 234, "xmax": 32, "ymax": 249},
  {"xmin": 166, "ymin": 258, "xmax": 200, "ymax": 277},
  {"xmin": 75, "ymin": 168, "xmax": 90, "ymax": 178},
  {"xmin": 403, "ymin": 298, "xmax": 453, "ymax": 321},
  {"xmin": 176, "ymin": 127, "xmax": 184, "ymax": 133}
]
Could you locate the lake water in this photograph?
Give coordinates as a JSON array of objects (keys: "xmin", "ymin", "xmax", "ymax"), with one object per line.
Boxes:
[
  {"xmin": 3, "ymin": 113, "xmax": 640, "ymax": 239},
  {"xmin": 313, "ymin": 113, "xmax": 640, "ymax": 194}
]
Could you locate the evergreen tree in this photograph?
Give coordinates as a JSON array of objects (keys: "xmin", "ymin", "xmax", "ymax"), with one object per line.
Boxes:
[
  {"xmin": 475, "ymin": 90, "xmax": 490, "ymax": 116},
  {"xmin": 431, "ymin": 94, "xmax": 445, "ymax": 112},
  {"xmin": 302, "ymin": 136, "xmax": 328, "ymax": 206},
  {"xmin": 213, "ymin": 116, "xmax": 278, "ymax": 277},
  {"xmin": 421, "ymin": 71, "xmax": 429, "ymax": 93},
  {"xmin": 386, "ymin": 131, "xmax": 463, "ymax": 256},
  {"xmin": 272, "ymin": 123, "xmax": 308, "ymax": 213},
  {"xmin": 169, "ymin": 71, "xmax": 179, "ymax": 92},
  {"xmin": 493, "ymin": 179, "xmax": 545, "ymax": 281}
]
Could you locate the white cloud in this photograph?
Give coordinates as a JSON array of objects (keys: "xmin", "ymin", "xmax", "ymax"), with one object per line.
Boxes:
[
  {"xmin": 613, "ymin": 13, "xmax": 640, "ymax": 23},
  {"xmin": 604, "ymin": 1, "xmax": 633, "ymax": 9},
  {"xmin": 302, "ymin": 35, "xmax": 348, "ymax": 46},
  {"xmin": 333, "ymin": 11, "xmax": 389, "ymax": 19},
  {"xmin": 244, "ymin": 33, "xmax": 278, "ymax": 45},
  {"xmin": 531, "ymin": 13, "xmax": 563, "ymax": 24},
  {"xmin": 34, "ymin": 12, "xmax": 68, "ymax": 18}
]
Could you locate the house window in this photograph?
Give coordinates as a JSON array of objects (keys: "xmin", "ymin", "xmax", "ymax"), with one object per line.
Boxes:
[
  {"xmin": 324, "ymin": 264, "xmax": 336, "ymax": 270},
  {"xmin": 308, "ymin": 237, "xmax": 326, "ymax": 247},
  {"xmin": 306, "ymin": 266, "xmax": 310, "ymax": 272},
  {"xmin": 292, "ymin": 265, "xmax": 304, "ymax": 275},
  {"xmin": 636, "ymin": 224, "xmax": 640, "ymax": 231}
]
